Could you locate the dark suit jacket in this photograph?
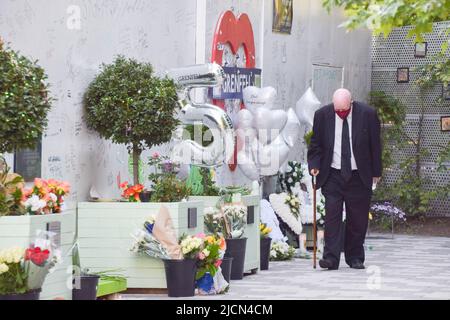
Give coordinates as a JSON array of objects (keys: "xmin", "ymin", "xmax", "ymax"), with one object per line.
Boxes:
[{"xmin": 307, "ymin": 101, "xmax": 382, "ymax": 189}]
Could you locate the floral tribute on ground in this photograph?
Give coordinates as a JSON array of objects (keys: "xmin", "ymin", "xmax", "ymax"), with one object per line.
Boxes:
[{"xmin": 130, "ymin": 205, "xmax": 228, "ymax": 295}]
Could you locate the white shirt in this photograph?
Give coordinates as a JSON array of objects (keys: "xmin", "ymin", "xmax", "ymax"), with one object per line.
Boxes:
[{"xmin": 331, "ymin": 108, "xmax": 358, "ymax": 170}]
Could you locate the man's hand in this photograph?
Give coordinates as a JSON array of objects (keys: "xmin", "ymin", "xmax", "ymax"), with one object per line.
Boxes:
[
  {"xmin": 310, "ymin": 168, "xmax": 320, "ymax": 176},
  {"xmin": 373, "ymin": 177, "xmax": 381, "ymax": 184}
]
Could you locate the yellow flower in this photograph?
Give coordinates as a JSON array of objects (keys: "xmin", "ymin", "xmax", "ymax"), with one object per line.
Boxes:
[
  {"xmin": 369, "ymin": 213, "xmax": 373, "ymax": 220},
  {"xmin": 205, "ymin": 236, "xmax": 215, "ymax": 244}
]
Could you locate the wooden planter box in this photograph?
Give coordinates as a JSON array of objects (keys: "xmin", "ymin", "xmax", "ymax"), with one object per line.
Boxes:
[
  {"xmin": 0, "ymin": 210, "xmax": 77, "ymax": 300},
  {"xmin": 77, "ymin": 201, "xmax": 203, "ymax": 289},
  {"xmin": 189, "ymin": 194, "xmax": 261, "ymax": 274}
]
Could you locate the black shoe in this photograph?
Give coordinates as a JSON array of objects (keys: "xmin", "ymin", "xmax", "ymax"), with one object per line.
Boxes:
[
  {"xmin": 349, "ymin": 260, "xmax": 365, "ymax": 269},
  {"xmin": 319, "ymin": 259, "xmax": 338, "ymax": 270}
]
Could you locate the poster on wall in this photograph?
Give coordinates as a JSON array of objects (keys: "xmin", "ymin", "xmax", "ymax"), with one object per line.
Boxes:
[
  {"xmin": 210, "ymin": 10, "xmax": 261, "ymax": 170},
  {"xmin": 272, "ymin": 0, "xmax": 293, "ymax": 34},
  {"xmin": 14, "ymin": 140, "xmax": 42, "ymax": 182},
  {"xmin": 312, "ymin": 64, "xmax": 344, "ymax": 105}
]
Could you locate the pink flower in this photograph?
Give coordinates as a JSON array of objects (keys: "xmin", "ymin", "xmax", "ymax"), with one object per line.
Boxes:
[
  {"xmin": 214, "ymin": 259, "xmax": 222, "ymax": 268},
  {"xmin": 198, "ymin": 252, "xmax": 206, "ymax": 260},
  {"xmin": 195, "ymin": 233, "xmax": 206, "ymax": 239},
  {"xmin": 152, "ymin": 152, "xmax": 160, "ymax": 159}
]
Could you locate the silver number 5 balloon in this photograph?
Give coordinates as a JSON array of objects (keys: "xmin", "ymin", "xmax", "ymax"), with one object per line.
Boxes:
[{"xmin": 167, "ymin": 63, "xmax": 235, "ymax": 167}]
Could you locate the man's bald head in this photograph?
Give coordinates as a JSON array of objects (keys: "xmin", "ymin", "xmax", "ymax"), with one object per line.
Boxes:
[{"xmin": 333, "ymin": 88, "xmax": 352, "ymax": 111}]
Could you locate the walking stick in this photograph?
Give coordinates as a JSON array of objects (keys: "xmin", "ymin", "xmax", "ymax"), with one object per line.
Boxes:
[{"xmin": 312, "ymin": 175, "xmax": 317, "ymax": 269}]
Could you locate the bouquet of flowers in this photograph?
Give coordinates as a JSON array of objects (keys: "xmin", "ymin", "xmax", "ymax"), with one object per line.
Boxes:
[
  {"xmin": 119, "ymin": 181, "xmax": 144, "ymax": 202},
  {"xmin": 284, "ymin": 193, "xmax": 300, "ymax": 219},
  {"xmin": 0, "ymin": 157, "xmax": 25, "ymax": 216},
  {"xmin": 22, "ymin": 178, "xmax": 70, "ymax": 215},
  {"xmin": 221, "ymin": 204, "xmax": 247, "ymax": 239},
  {"xmin": 270, "ymin": 241, "xmax": 296, "ymax": 261},
  {"xmin": 179, "ymin": 234, "xmax": 203, "ymax": 259},
  {"xmin": 260, "ymin": 223, "xmax": 272, "ymax": 239},
  {"xmin": 204, "ymin": 204, "xmax": 247, "ymax": 239},
  {"xmin": 0, "ymin": 232, "xmax": 60, "ymax": 296},
  {"xmin": 130, "ymin": 215, "xmax": 171, "ymax": 259},
  {"xmin": 194, "ymin": 233, "xmax": 228, "ymax": 295}
]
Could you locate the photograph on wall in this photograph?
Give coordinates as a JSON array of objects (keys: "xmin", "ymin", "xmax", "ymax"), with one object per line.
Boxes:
[
  {"xmin": 397, "ymin": 67, "xmax": 409, "ymax": 83},
  {"xmin": 441, "ymin": 116, "xmax": 450, "ymax": 132},
  {"xmin": 414, "ymin": 42, "xmax": 427, "ymax": 57},
  {"xmin": 272, "ymin": 0, "xmax": 293, "ymax": 34}
]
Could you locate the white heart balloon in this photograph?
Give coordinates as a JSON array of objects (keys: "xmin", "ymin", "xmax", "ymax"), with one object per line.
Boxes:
[
  {"xmin": 235, "ymin": 127, "xmax": 257, "ymax": 151},
  {"xmin": 253, "ymin": 108, "xmax": 287, "ymax": 145},
  {"xmin": 237, "ymin": 150, "xmax": 259, "ymax": 180},
  {"xmin": 243, "ymin": 86, "xmax": 277, "ymax": 114},
  {"xmin": 236, "ymin": 108, "xmax": 253, "ymax": 129},
  {"xmin": 258, "ymin": 135, "xmax": 290, "ymax": 176},
  {"xmin": 281, "ymin": 108, "xmax": 301, "ymax": 147},
  {"xmin": 295, "ymin": 87, "xmax": 321, "ymax": 128}
]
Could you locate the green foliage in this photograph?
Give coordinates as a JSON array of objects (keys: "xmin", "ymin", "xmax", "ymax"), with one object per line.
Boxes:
[
  {"xmin": 0, "ymin": 157, "xmax": 25, "ymax": 216},
  {"xmin": 150, "ymin": 175, "xmax": 190, "ymax": 202},
  {"xmin": 184, "ymin": 124, "xmax": 214, "ymax": 147},
  {"xmin": 415, "ymin": 53, "xmax": 450, "ymax": 90},
  {"xmin": 369, "ymin": 91, "xmax": 407, "ymax": 169},
  {"xmin": 0, "ymin": 261, "xmax": 28, "ymax": 295},
  {"xmin": 0, "ymin": 40, "xmax": 52, "ymax": 153},
  {"xmin": 304, "ymin": 130, "xmax": 313, "ymax": 147},
  {"xmin": 372, "ymin": 57, "xmax": 450, "ymax": 217},
  {"xmin": 186, "ymin": 166, "xmax": 220, "ymax": 196},
  {"xmin": 84, "ymin": 55, "xmax": 179, "ymax": 184},
  {"xmin": 322, "ymin": 0, "xmax": 450, "ymax": 49}
]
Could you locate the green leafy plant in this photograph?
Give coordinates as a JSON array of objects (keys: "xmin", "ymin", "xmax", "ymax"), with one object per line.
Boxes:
[
  {"xmin": 184, "ymin": 124, "xmax": 214, "ymax": 147},
  {"xmin": 147, "ymin": 153, "xmax": 190, "ymax": 202},
  {"xmin": 0, "ymin": 156, "xmax": 25, "ymax": 216},
  {"xmin": 150, "ymin": 175, "xmax": 190, "ymax": 202},
  {"xmin": 84, "ymin": 56, "xmax": 179, "ymax": 185},
  {"xmin": 186, "ymin": 166, "xmax": 220, "ymax": 196},
  {"xmin": 304, "ymin": 130, "xmax": 313, "ymax": 147},
  {"xmin": 0, "ymin": 40, "xmax": 52, "ymax": 154},
  {"xmin": 322, "ymin": 0, "xmax": 450, "ymax": 51},
  {"xmin": 372, "ymin": 56, "xmax": 450, "ymax": 218}
]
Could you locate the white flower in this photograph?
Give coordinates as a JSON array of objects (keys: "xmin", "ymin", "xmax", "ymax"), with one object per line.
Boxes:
[
  {"xmin": 202, "ymin": 248, "xmax": 210, "ymax": 257},
  {"xmin": 49, "ymin": 193, "xmax": 57, "ymax": 202},
  {"xmin": 146, "ymin": 215, "xmax": 156, "ymax": 225},
  {"xmin": 0, "ymin": 247, "xmax": 24, "ymax": 264},
  {"xmin": 24, "ymin": 195, "xmax": 47, "ymax": 213},
  {"xmin": 0, "ymin": 263, "xmax": 9, "ymax": 274}
]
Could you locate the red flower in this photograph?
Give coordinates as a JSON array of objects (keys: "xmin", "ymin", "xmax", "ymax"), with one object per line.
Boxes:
[
  {"xmin": 119, "ymin": 181, "xmax": 129, "ymax": 190},
  {"xmin": 25, "ymin": 246, "xmax": 50, "ymax": 266}
]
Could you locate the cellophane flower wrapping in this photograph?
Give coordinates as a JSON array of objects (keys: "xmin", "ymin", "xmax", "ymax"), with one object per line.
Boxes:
[
  {"xmin": 221, "ymin": 203, "xmax": 247, "ymax": 239},
  {"xmin": 195, "ymin": 234, "xmax": 229, "ymax": 295},
  {"xmin": 25, "ymin": 230, "xmax": 61, "ymax": 290},
  {"xmin": 130, "ymin": 206, "xmax": 182, "ymax": 260}
]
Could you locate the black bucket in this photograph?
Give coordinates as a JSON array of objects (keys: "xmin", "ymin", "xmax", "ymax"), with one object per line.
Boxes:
[
  {"xmin": 72, "ymin": 274, "xmax": 100, "ymax": 300},
  {"xmin": 220, "ymin": 256, "xmax": 233, "ymax": 283},
  {"xmin": 224, "ymin": 238, "xmax": 247, "ymax": 280},
  {"xmin": 260, "ymin": 237, "xmax": 272, "ymax": 270},
  {"xmin": 0, "ymin": 289, "xmax": 41, "ymax": 300},
  {"xmin": 163, "ymin": 259, "xmax": 197, "ymax": 297}
]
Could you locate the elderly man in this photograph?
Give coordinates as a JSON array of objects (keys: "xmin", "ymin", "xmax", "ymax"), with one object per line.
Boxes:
[{"xmin": 307, "ymin": 88, "xmax": 382, "ymax": 270}]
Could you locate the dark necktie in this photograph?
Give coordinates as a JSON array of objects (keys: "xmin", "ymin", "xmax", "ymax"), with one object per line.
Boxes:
[{"xmin": 341, "ymin": 118, "xmax": 352, "ymax": 182}]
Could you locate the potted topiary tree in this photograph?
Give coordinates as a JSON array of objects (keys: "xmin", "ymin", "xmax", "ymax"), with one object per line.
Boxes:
[
  {"xmin": 0, "ymin": 39, "xmax": 76, "ymax": 300},
  {"xmin": 83, "ymin": 55, "xmax": 179, "ymax": 185},
  {"xmin": 78, "ymin": 56, "xmax": 204, "ymax": 290},
  {"xmin": 0, "ymin": 39, "xmax": 52, "ymax": 158}
]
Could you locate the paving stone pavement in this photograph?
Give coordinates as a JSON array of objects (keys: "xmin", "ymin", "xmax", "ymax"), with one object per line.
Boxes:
[{"xmin": 121, "ymin": 234, "xmax": 450, "ymax": 300}]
